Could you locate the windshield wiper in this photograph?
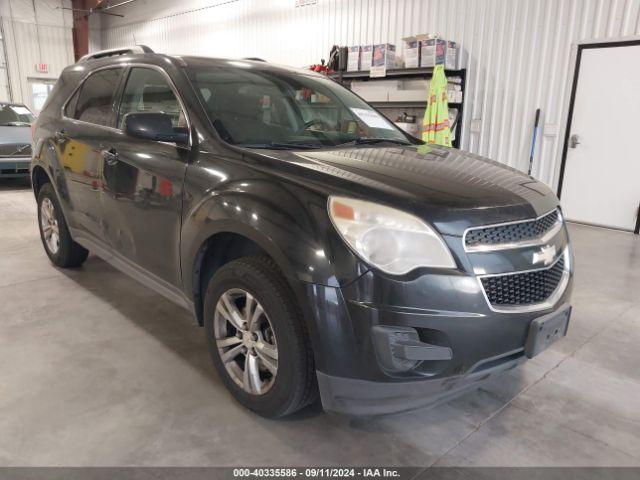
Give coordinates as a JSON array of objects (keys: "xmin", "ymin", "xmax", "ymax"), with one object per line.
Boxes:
[
  {"xmin": 338, "ymin": 137, "xmax": 412, "ymax": 146},
  {"xmin": 241, "ymin": 141, "xmax": 323, "ymax": 150}
]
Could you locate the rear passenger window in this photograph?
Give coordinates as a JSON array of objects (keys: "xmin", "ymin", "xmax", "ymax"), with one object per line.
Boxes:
[
  {"xmin": 117, "ymin": 67, "xmax": 186, "ymax": 130},
  {"xmin": 75, "ymin": 68, "xmax": 123, "ymax": 126}
]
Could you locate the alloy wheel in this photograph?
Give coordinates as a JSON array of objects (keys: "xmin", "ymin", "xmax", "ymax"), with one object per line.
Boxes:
[
  {"xmin": 214, "ymin": 288, "xmax": 278, "ymax": 395},
  {"xmin": 40, "ymin": 197, "xmax": 60, "ymax": 254}
]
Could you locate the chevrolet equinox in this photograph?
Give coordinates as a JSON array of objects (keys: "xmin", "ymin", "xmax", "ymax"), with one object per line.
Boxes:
[{"xmin": 31, "ymin": 46, "xmax": 573, "ymax": 417}]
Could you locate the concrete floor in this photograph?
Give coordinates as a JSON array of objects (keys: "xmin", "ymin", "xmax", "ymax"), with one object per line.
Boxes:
[{"xmin": 1, "ymin": 178, "xmax": 639, "ymax": 467}]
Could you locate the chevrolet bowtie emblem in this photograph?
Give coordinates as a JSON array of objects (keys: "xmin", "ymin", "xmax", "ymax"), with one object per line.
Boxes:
[{"xmin": 532, "ymin": 245, "xmax": 556, "ymax": 266}]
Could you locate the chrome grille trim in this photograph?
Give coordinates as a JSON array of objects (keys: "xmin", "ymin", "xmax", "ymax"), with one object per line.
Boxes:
[
  {"xmin": 0, "ymin": 143, "xmax": 32, "ymax": 157},
  {"xmin": 477, "ymin": 248, "xmax": 571, "ymax": 313},
  {"xmin": 463, "ymin": 208, "xmax": 563, "ymax": 253}
]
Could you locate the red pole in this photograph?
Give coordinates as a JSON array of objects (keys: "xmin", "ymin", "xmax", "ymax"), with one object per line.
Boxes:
[{"xmin": 71, "ymin": 0, "xmax": 103, "ymax": 61}]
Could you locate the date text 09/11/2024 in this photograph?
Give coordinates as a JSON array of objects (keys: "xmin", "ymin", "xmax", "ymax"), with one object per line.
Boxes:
[{"xmin": 232, "ymin": 468, "xmax": 402, "ymax": 478}]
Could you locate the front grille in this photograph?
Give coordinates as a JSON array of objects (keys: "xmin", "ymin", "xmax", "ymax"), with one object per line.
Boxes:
[
  {"xmin": 466, "ymin": 210, "xmax": 559, "ymax": 248},
  {"xmin": 481, "ymin": 257, "xmax": 565, "ymax": 306},
  {"xmin": 0, "ymin": 143, "xmax": 31, "ymax": 157}
]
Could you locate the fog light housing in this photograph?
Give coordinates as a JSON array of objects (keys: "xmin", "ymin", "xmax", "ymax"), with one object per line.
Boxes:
[{"xmin": 371, "ymin": 326, "xmax": 453, "ymax": 373}]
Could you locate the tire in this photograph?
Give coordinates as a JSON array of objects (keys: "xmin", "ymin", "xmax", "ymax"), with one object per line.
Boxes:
[
  {"xmin": 37, "ymin": 182, "xmax": 89, "ymax": 268},
  {"xmin": 204, "ymin": 256, "xmax": 317, "ymax": 418}
]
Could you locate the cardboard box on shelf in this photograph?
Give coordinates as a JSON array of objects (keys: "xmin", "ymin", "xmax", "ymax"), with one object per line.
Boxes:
[
  {"xmin": 351, "ymin": 80, "xmax": 401, "ymax": 102},
  {"xmin": 402, "ymin": 36, "xmax": 420, "ymax": 68},
  {"xmin": 415, "ymin": 35, "xmax": 433, "ymax": 66},
  {"xmin": 347, "ymin": 46, "xmax": 361, "ymax": 72},
  {"xmin": 447, "ymin": 83, "xmax": 463, "ymax": 103},
  {"xmin": 360, "ymin": 45, "xmax": 373, "ymax": 71},
  {"xmin": 417, "ymin": 36, "xmax": 458, "ymax": 69},
  {"xmin": 370, "ymin": 43, "xmax": 396, "ymax": 77},
  {"xmin": 371, "ymin": 43, "xmax": 396, "ymax": 73},
  {"xmin": 388, "ymin": 79, "xmax": 430, "ymax": 102},
  {"xmin": 447, "ymin": 90, "xmax": 461, "ymax": 103}
]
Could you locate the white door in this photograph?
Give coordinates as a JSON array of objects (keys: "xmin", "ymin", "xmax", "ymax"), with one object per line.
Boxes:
[{"xmin": 560, "ymin": 43, "xmax": 640, "ymax": 231}]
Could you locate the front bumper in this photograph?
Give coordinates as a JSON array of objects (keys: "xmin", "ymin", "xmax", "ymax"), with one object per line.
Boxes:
[
  {"xmin": 0, "ymin": 157, "xmax": 30, "ymax": 178},
  {"xmin": 306, "ymin": 234, "xmax": 573, "ymax": 416},
  {"xmin": 318, "ymin": 352, "xmax": 526, "ymax": 416}
]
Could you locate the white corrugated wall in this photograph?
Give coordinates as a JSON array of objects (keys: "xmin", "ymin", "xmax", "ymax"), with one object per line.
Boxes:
[
  {"xmin": 99, "ymin": 0, "xmax": 640, "ymax": 189},
  {"xmin": 0, "ymin": 0, "xmax": 74, "ymax": 109}
]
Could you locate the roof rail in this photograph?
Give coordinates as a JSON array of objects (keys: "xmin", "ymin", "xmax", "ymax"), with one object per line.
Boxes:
[
  {"xmin": 78, "ymin": 45, "xmax": 154, "ymax": 63},
  {"xmin": 244, "ymin": 57, "xmax": 267, "ymax": 62}
]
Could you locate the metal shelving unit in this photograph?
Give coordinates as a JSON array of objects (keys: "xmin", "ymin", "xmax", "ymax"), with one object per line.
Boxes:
[
  {"xmin": 332, "ymin": 67, "xmax": 466, "ymax": 80},
  {"xmin": 330, "ymin": 67, "xmax": 467, "ymax": 149},
  {"xmin": 368, "ymin": 101, "xmax": 463, "ymax": 109}
]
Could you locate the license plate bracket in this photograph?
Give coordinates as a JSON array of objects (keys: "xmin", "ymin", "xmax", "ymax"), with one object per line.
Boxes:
[{"xmin": 525, "ymin": 305, "xmax": 571, "ymax": 358}]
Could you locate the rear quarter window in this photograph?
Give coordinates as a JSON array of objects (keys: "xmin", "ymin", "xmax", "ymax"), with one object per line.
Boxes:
[{"xmin": 73, "ymin": 68, "xmax": 123, "ymax": 126}]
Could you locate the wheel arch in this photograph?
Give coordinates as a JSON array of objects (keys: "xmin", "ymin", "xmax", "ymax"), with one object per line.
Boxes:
[
  {"xmin": 190, "ymin": 226, "xmax": 304, "ymax": 327},
  {"xmin": 181, "ymin": 184, "xmax": 347, "ymax": 325},
  {"xmin": 189, "ymin": 223, "xmax": 330, "ymax": 379},
  {"xmin": 31, "ymin": 164, "xmax": 52, "ymax": 198}
]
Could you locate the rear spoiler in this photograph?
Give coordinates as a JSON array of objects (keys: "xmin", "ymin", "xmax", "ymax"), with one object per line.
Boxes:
[{"xmin": 78, "ymin": 45, "xmax": 154, "ymax": 63}]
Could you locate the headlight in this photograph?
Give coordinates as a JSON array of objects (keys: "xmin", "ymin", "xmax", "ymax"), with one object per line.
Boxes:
[{"xmin": 328, "ymin": 196, "xmax": 456, "ymax": 275}]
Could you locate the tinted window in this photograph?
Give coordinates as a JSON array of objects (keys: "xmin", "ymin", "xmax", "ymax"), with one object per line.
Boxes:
[
  {"xmin": 117, "ymin": 67, "xmax": 185, "ymax": 130},
  {"xmin": 75, "ymin": 68, "xmax": 123, "ymax": 126}
]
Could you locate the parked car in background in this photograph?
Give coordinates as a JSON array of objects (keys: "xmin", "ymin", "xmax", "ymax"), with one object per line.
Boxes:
[
  {"xmin": 30, "ymin": 47, "xmax": 573, "ymax": 418},
  {"xmin": 0, "ymin": 102, "xmax": 35, "ymax": 179}
]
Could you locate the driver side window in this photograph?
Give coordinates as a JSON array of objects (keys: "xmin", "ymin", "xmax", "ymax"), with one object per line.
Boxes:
[{"xmin": 117, "ymin": 67, "xmax": 187, "ymax": 131}]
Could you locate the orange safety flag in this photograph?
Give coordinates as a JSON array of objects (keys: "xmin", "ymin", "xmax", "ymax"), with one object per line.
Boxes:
[{"xmin": 422, "ymin": 65, "xmax": 452, "ymax": 147}]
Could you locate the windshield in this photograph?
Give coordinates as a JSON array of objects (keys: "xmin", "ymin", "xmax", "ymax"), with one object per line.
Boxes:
[
  {"xmin": 0, "ymin": 104, "xmax": 35, "ymax": 125},
  {"xmin": 187, "ymin": 65, "xmax": 415, "ymax": 148}
]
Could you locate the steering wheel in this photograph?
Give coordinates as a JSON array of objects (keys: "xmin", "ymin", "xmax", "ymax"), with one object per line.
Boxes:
[{"xmin": 299, "ymin": 119, "xmax": 332, "ymax": 133}]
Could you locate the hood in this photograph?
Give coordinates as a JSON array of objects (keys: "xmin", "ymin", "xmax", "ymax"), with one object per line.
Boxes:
[
  {"xmin": 249, "ymin": 144, "xmax": 559, "ymax": 235},
  {"xmin": 0, "ymin": 125, "xmax": 31, "ymax": 145}
]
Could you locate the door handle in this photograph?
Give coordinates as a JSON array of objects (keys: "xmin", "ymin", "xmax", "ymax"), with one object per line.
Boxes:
[
  {"xmin": 103, "ymin": 148, "xmax": 119, "ymax": 166},
  {"xmin": 569, "ymin": 134, "xmax": 581, "ymax": 148},
  {"xmin": 54, "ymin": 130, "xmax": 68, "ymax": 144}
]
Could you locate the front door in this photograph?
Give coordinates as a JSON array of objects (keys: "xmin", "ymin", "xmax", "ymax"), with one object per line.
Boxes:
[
  {"xmin": 101, "ymin": 66, "xmax": 190, "ymax": 287},
  {"xmin": 560, "ymin": 42, "xmax": 640, "ymax": 231}
]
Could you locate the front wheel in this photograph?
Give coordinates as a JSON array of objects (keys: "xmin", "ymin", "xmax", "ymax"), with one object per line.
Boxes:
[
  {"xmin": 37, "ymin": 183, "xmax": 89, "ymax": 268},
  {"xmin": 204, "ymin": 256, "xmax": 317, "ymax": 418}
]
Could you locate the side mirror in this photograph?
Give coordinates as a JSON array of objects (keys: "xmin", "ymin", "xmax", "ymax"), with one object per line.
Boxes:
[{"xmin": 124, "ymin": 112, "xmax": 189, "ymax": 145}]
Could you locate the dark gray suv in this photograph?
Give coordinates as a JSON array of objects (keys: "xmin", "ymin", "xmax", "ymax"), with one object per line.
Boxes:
[{"xmin": 31, "ymin": 46, "xmax": 573, "ymax": 417}]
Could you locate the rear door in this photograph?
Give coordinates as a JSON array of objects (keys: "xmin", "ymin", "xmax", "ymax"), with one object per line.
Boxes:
[
  {"xmin": 101, "ymin": 66, "xmax": 190, "ymax": 287},
  {"xmin": 58, "ymin": 67, "xmax": 125, "ymax": 240}
]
